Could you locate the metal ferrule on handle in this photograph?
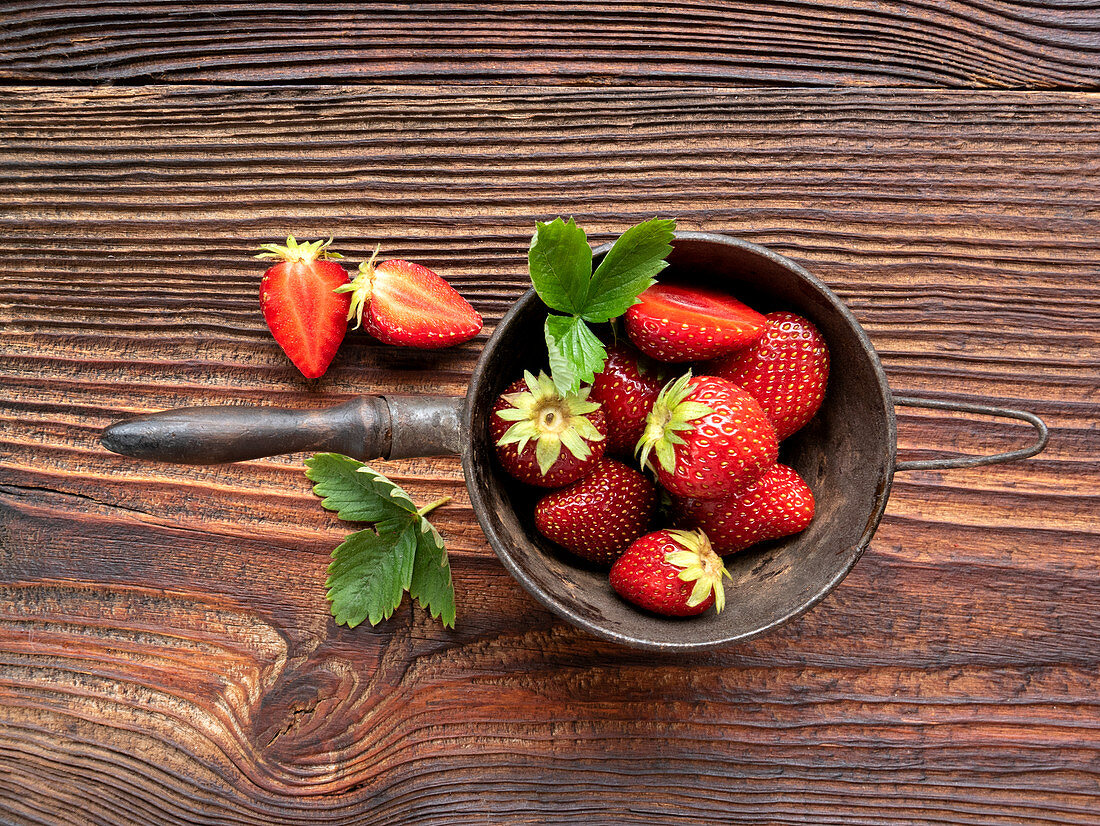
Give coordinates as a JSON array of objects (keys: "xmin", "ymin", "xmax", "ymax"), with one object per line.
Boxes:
[{"xmin": 99, "ymin": 395, "xmax": 465, "ymax": 465}]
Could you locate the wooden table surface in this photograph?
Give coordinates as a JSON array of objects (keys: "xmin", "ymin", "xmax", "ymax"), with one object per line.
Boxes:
[{"xmin": 2, "ymin": 4, "xmax": 1098, "ymax": 824}]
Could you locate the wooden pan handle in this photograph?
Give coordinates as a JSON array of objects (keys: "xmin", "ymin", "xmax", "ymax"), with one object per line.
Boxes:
[{"xmin": 99, "ymin": 395, "xmax": 464, "ymax": 465}]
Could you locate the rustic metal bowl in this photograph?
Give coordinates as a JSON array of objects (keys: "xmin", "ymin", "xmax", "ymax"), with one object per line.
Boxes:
[
  {"xmin": 463, "ymin": 232, "xmax": 1046, "ymax": 651},
  {"xmin": 102, "ymin": 232, "xmax": 1046, "ymax": 652}
]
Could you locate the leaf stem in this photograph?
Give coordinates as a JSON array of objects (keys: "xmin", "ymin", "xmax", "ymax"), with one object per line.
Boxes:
[{"xmin": 417, "ymin": 496, "xmax": 452, "ymax": 517}]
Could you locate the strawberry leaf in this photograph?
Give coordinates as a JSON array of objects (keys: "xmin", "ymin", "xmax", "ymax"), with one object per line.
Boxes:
[
  {"xmin": 527, "ymin": 217, "xmax": 675, "ymax": 395},
  {"xmin": 582, "ymin": 218, "xmax": 676, "ymax": 323},
  {"xmin": 306, "ymin": 453, "xmax": 417, "ymax": 521},
  {"xmin": 325, "ymin": 521, "xmax": 417, "ymax": 628},
  {"xmin": 528, "ymin": 217, "xmax": 592, "ymax": 316},
  {"xmin": 545, "ymin": 313, "xmax": 607, "ymax": 396},
  {"xmin": 306, "ymin": 453, "xmax": 456, "ymax": 629}
]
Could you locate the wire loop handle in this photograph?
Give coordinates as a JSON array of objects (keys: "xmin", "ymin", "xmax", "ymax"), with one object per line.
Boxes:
[{"xmin": 893, "ymin": 396, "xmax": 1049, "ymax": 472}]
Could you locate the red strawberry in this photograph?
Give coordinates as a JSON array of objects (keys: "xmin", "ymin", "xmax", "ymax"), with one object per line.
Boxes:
[
  {"xmin": 675, "ymin": 463, "xmax": 815, "ymax": 555},
  {"xmin": 609, "ymin": 529, "xmax": 730, "ymax": 617},
  {"xmin": 637, "ymin": 372, "xmax": 778, "ymax": 500},
  {"xmin": 491, "ymin": 371, "xmax": 607, "ymax": 488},
  {"xmin": 624, "ymin": 282, "xmax": 766, "ymax": 362},
  {"xmin": 256, "ymin": 236, "xmax": 352, "ymax": 379},
  {"xmin": 534, "ymin": 458, "xmax": 656, "ymax": 565},
  {"xmin": 589, "ymin": 343, "xmax": 666, "ymax": 456},
  {"xmin": 708, "ymin": 311, "xmax": 830, "ymax": 440},
  {"xmin": 339, "ymin": 247, "xmax": 482, "ymax": 348}
]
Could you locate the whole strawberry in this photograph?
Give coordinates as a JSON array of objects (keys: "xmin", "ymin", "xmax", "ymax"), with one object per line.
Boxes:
[
  {"xmin": 609, "ymin": 529, "xmax": 730, "ymax": 617},
  {"xmin": 675, "ymin": 463, "xmax": 815, "ymax": 555},
  {"xmin": 624, "ymin": 282, "xmax": 766, "ymax": 362},
  {"xmin": 636, "ymin": 372, "xmax": 778, "ymax": 500},
  {"xmin": 492, "ymin": 371, "xmax": 607, "ymax": 488},
  {"xmin": 589, "ymin": 343, "xmax": 666, "ymax": 456},
  {"xmin": 534, "ymin": 458, "xmax": 656, "ymax": 565},
  {"xmin": 338, "ymin": 247, "xmax": 482, "ymax": 348},
  {"xmin": 708, "ymin": 311, "xmax": 830, "ymax": 440},
  {"xmin": 256, "ymin": 236, "xmax": 352, "ymax": 379}
]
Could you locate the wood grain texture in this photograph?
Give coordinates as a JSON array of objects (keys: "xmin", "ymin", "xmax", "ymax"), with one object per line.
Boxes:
[
  {"xmin": 0, "ymin": 84, "xmax": 1098, "ymax": 823},
  {"xmin": 0, "ymin": 2, "xmax": 1099, "ymax": 89}
]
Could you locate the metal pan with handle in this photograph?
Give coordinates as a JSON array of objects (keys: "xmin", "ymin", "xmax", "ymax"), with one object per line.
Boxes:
[{"xmin": 102, "ymin": 233, "xmax": 1048, "ymax": 651}]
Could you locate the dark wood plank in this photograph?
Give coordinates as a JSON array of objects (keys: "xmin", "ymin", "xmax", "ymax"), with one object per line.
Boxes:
[
  {"xmin": 0, "ymin": 2, "xmax": 1099, "ymax": 88},
  {"xmin": 0, "ymin": 85, "xmax": 1098, "ymax": 824}
]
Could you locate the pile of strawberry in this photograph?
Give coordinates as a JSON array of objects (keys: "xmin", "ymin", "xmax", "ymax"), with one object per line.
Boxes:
[{"xmin": 492, "ymin": 280, "xmax": 830, "ymax": 618}]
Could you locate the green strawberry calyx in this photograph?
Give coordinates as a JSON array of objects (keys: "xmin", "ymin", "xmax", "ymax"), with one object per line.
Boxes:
[
  {"xmin": 635, "ymin": 371, "xmax": 714, "ymax": 474},
  {"xmin": 256, "ymin": 235, "xmax": 344, "ymax": 264},
  {"xmin": 664, "ymin": 528, "xmax": 730, "ymax": 612},
  {"xmin": 334, "ymin": 244, "xmax": 383, "ymax": 330},
  {"xmin": 494, "ymin": 370, "xmax": 604, "ymax": 475}
]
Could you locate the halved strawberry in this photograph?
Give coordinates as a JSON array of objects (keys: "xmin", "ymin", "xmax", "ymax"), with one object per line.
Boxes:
[
  {"xmin": 256, "ymin": 236, "xmax": 352, "ymax": 379},
  {"xmin": 609, "ymin": 528, "xmax": 730, "ymax": 617},
  {"xmin": 708, "ymin": 311, "xmax": 830, "ymax": 440},
  {"xmin": 624, "ymin": 282, "xmax": 766, "ymax": 362},
  {"xmin": 339, "ymin": 248, "xmax": 482, "ymax": 348},
  {"xmin": 491, "ymin": 371, "xmax": 607, "ymax": 488},
  {"xmin": 589, "ymin": 343, "xmax": 666, "ymax": 456},
  {"xmin": 534, "ymin": 457, "xmax": 656, "ymax": 566},
  {"xmin": 637, "ymin": 372, "xmax": 778, "ymax": 500},
  {"xmin": 675, "ymin": 463, "xmax": 815, "ymax": 555}
]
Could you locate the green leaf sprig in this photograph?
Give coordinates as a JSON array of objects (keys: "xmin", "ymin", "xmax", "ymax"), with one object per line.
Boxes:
[
  {"xmin": 305, "ymin": 452, "xmax": 456, "ymax": 629},
  {"xmin": 528, "ymin": 217, "xmax": 675, "ymax": 395}
]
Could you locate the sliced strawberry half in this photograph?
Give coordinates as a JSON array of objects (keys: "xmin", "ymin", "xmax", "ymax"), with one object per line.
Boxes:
[
  {"xmin": 256, "ymin": 236, "xmax": 352, "ymax": 379},
  {"xmin": 339, "ymin": 248, "xmax": 483, "ymax": 348},
  {"xmin": 624, "ymin": 282, "xmax": 766, "ymax": 362}
]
